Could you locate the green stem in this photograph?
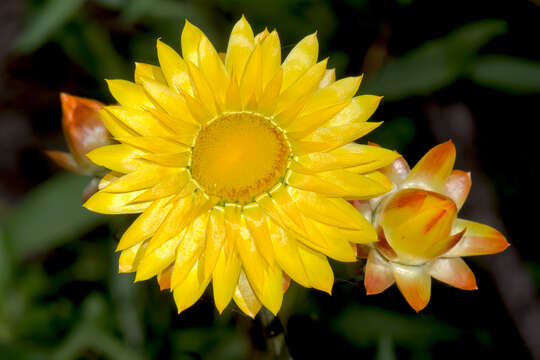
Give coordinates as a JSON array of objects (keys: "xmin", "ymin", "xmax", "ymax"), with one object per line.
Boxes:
[{"xmin": 258, "ymin": 308, "xmax": 292, "ymax": 360}]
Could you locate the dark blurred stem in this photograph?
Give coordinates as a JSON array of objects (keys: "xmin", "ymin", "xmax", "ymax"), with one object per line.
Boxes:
[{"xmin": 258, "ymin": 308, "xmax": 292, "ymax": 359}]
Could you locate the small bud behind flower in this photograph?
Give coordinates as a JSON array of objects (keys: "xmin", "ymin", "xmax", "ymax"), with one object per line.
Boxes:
[
  {"xmin": 46, "ymin": 93, "xmax": 112, "ymax": 201},
  {"xmin": 46, "ymin": 93, "xmax": 112, "ymax": 176}
]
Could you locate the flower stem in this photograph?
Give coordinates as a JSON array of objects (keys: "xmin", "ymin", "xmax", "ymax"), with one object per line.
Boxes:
[{"xmin": 257, "ymin": 307, "xmax": 292, "ymax": 359}]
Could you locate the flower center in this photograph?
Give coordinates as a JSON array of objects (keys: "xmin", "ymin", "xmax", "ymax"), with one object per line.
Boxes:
[{"xmin": 191, "ymin": 112, "xmax": 290, "ymax": 203}]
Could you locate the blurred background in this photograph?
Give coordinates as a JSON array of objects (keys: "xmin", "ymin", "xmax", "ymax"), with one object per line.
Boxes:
[{"xmin": 1, "ymin": 0, "xmax": 539, "ymax": 359}]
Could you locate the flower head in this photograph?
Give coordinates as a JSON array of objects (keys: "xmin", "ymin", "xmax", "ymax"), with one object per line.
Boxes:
[
  {"xmin": 83, "ymin": 16, "xmax": 398, "ymax": 317},
  {"xmin": 354, "ymin": 141, "xmax": 509, "ymax": 312}
]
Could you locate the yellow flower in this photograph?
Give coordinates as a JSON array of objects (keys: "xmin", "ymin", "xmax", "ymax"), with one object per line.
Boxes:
[
  {"xmin": 354, "ymin": 141, "xmax": 509, "ymax": 312},
  {"xmin": 83, "ymin": 16, "xmax": 398, "ymax": 317}
]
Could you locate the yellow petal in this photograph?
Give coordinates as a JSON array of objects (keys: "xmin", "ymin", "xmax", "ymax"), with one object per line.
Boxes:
[
  {"xmin": 225, "ymin": 16, "xmax": 255, "ymax": 80},
  {"xmin": 257, "ymin": 68, "xmax": 282, "ymax": 116},
  {"xmin": 301, "ymin": 76, "xmax": 362, "ymax": 116},
  {"xmin": 300, "ymin": 216, "xmax": 357, "ymax": 262},
  {"xmin": 131, "ymin": 171, "xmax": 191, "ymax": 203},
  {"xmin": 281, "ymin": 33, "xmax": 318, "ymax": 91},
  {"xmin": 181, "ymin": 19, "xmax": 204, "ymax": 65},
  {"xmin": 236, "ymin": 219, "xmax": 266, "ymax": 297},
  {"xmin": 173, "ymin": 261, "xmax": 211, "ymax": 314},
  {"xmin": 318, "ymin": 68, "xmax": 335, "ymax": 88},
  {"xmin": 261, "ymin": 264, "xmax": 284, "ymax": 315},
  {"xmin": 430, "ymin": 258, "xmax": 477, "ymax": 290},
  {"xmin": 157, "ymin": 264, "xmax": 174, "ymax": 290},
  {"xmin": 198, "ymin": 36, "xmax": 229, "ymax": 105},
  {"xmin": 391, "ymin": 263, "xmax": 431, "ymax": 312},
  {"xmin": 140, "ymin": 78, "xmax": 199, "ymax": 126},
  {"xmin": 240, "ymin": 45, "xmax": 263, "ymax": 109},
  {"xmin": 298, "ymin": 243, "xmax": 334, "ymax": 294},
  {"xmin": 134, "ymin": 62, "xmax": 166, "ymax": 84},
  {"xmin": 83, "ymin": 189, "xmax": 149, "ymax": 214},
  {"xmin": 403, "ymin": 141, "xmax": 456, "ymax": 192},
  {"xmin": 203, "ymin": 207, "xmax": 226, "ymax": 279},
  {"xmin": 139, "ymin": 152, "xmax": 190, "ymax": 168},
  {"xmin": 292, "ymin": 121, "xmax": 383, "ymax": 155},
  {"xmin": 254, "ymin": 28, "xmax": 269, "ymax": 45},
  {"xmin": 233, "ymin": 269, "xmax": 262, "ymax": 318},
  {"xmin": 312, "ymin": 220, "xmax": 377, "ymax": 244},
  {"xmin": 171, "ymin": 214, "xmax": 208, "ymax": 288},
  {"xmin": 186, "ymin": 61, "xmax": 218, "ymax": 117},
  {"xmin": 99, "ymin": 108, "xmax": 136, "ymax": 138},
  {"xmin": 286, "ymin": 99, "xmax": 349, "ymax": 138},
  {"xmin": 286, "ymin": 169, "xmax": 392, "ymax": 199},
  {"xmin": 287, "ymin": 187, "xmax": 372, "ymax": 230},
  {"xmin": 116, "ymin": 196, "xmax": 174, "ymax": 251},
  {"xmin": 243, "ymin": 205, "xmax": 274, "ymax": 265},
  {"xmin": 324, "ymin": 94, "xmax": 380, "ymax": 127},
  {"xmin": 212, "ymin": 205, "xmax": 243, "ymax": 313},
  {"xmin": 119, "ymin": 241, "xmax": 147, "ymax": 273},
  {"xmin": 445, "ymin": 219, "xmax": 509, "ymax": 257},
  {"xmin": 115, "ymin": 136, "xmax": 189, "ymax": 154},
  {"xmin": 103, "ymin": 166, "xmax": 181, "ymax": 193},
  {"xmin": 225, "ymin": 71, "xmax": 242, "ymax": 112},
  {"xmin": 364, "ymin": 249, "xmax": 394, "ymax": 295},
  {"xmin": 98, "ymin": 171, "xmax": 120, "ymax": 190},
  {"xmin": 156, "ymin": 39, "xmax": 192, "ymax": 95},
  {"xmin": 292, "ymin": 143, "xmax": 399, "ymax": 173},
  {"xmin": 105, "ymin": 106, "xmax": 173, "ymax": 138},
  {"xmin": 106, "ymin": 79, "xmax": 155, "ymax": 110},
  {"xmin": 260, "ymin": 30, "xmax": 281, "ymax": 88},
  {"xmin": 86, "ymin": 144, "xmax": 146, "ymax": 173}
]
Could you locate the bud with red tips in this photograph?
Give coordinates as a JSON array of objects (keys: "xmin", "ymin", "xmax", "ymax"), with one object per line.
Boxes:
[{"xmin": 355, "ymin": 141, "xmax": 509, "ymax": 312}]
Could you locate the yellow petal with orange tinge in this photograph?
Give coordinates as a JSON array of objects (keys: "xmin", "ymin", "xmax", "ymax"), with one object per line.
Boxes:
[
  {"xmin": 131, "ymin": 171, "xmax": 191, "ymax": 203},
  {"xmin": 83, "ymin": 189, "xmax": 150, "ymax": 214},
  {"xmin": 276, "ymin": 59, "xmax": 328, "ymax": 118},
  {"xmin": 293, "ymin": 143, "xmax": 399, "ymax": 173},
  {"xmin": 134, "ymin": 62, "xmax": 166, "ymax": 84},
  {"xmin": 119, "ymin": 241, "xmax": 147, "ymax": 273},
  {"xmin": 326, "ymin": 95, "xmax": 380, "ymax": 127},
  {"xmin": 156, "ymin": 39, "xmax": 192, "ymax": 95},
  {"xmin": 430, "ymin": 258, "xmax": 477, "ymax": 290},
  {"xmin": 403, "ymin": 141, "xmax": 456, "ymax": 192},
  {"xmin": 391, "ymin": 262, "xmax": 431, "ymax": 312},
  {"xmin": 116, "ymin": 196, "xmax": 173, "ymax": 251},
  {"xmin": 140, "ymin": 79, "xmax": 199, "ymax": 126},
  {"xmin": 287, "ymin": 169, "xmax": 392, "ymax": 199},
  {"xmin": 445, "ymin": 219, "xmax": 509, "ymax": 257},
  {"xmin": 281, "ymin": 33, "xmax": 318, "ymax": 91},
  {"xmin": 105, "ymin": 106, "xmax": 173, "ymax": 138},
  {"xmin": 186, "ymin": 61, "xmax": 218, "ymax": 117},
  {"xmin": 116, "ymin": 136, "xmax": 189, "ymax": 154},
  {"xmin": 171, "ymin": 214, "xmax": 208, "ymax": 288},
  {"xmin": 243, "ymin": 205, "xmax": 274, "ymax": 265},
  {"xmin": 106, "ymin": 80, "xmax": 155, "ymax": 110},
  {"xmin": 444, "ymin": 170, "xmax": 471, "ymax": 210},
  {"xmin": 364, "ymin": 249, "xmax": 394, "ymax": 295},
  {"xmin": 240, "ymin": 45, "xmax": 263, "ymax": 109},
  {"xmin": 136, "ymin": 228, "xmax": 187, "ymax": 281},
  {"xmin": 268, "ymin": 220, "xmax": 310, "ymax": 288},
  {"xmin": 103, "ymin": 166, "xmax": 181, "ymax": 193},
  {"xmin": 213, "ymin": 206, "xmax": 243, "ymax": 313},
  {"xmin": 287, "ymin": 187, "xmax": 372, "ymax": 231},
  {"xmin": 198, "ymin": 36, "xmax": 229, "ymax": 104},
  {"xmin": 233, "ymin": 269, "xmax": 262, "ymax": 318},
  {"xmin": 260, "ymin": 31, "xmax": 281, "ymax": 88},
  {"xmin": 293, "ymin": 121, "xmax": 383, "ymax": 155},
  {"xmin": 318, "ymin": 69, "xmax": 335, "ymax": 88},
  {"xmin": 380, "ymin": 189, "xmax": 458, "ymax": 264},
  {"xmin": 98, "ymin": 109, "xmax": 136, "ymax": 138},
  {"xmin": 301, "ymin": 77, "xmax": 362, "ymax": 116},
  {"xmin": 203, "ymin": 207, "xmax": 226, "ymax": 280},
  {"xmin": 181, "ymin": 20, "xmax": 204, "ymax": 66},
  {"xmin": 157, "ymin": 264, "xmax": 174, "ymax": 290},
  {"xmin": 261, "ymin": 264, "xmax": 284, "ymax": 315},
  {"xmin": 225, "ymin": 16, "xmax": 255, "ymax": 81},
  {"xmin": 173, "ymin": 261, "xmax": 211, "ymax": 314}
]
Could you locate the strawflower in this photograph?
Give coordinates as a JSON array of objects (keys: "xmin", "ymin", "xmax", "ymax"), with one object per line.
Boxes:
[
  {"xmin": 83, "ymin": 16, "xmax": 399, "ymax": 316},
  {"xmin": 354, "ymin": 141, "xmax": 509, "ymax": 312}
]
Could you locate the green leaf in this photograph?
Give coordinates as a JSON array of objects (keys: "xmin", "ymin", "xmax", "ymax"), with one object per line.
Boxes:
[
  {"xmin": 14, "ymin": 0, "xmax": 86, "ymax": 53},
  {"xmin": 365, "ymin": 19, "xmax": 507, "ymax": 101},
  {"xmin": 3, "ymin": 173, "xmax": 107, "ymax": 260},
  {"xmin": 469, "ymin": 55, "xmax": 540, "ymax": 94},
  {"xmin": 331, "ymin": 305, "xmax": 460, "ymax": 348}
]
